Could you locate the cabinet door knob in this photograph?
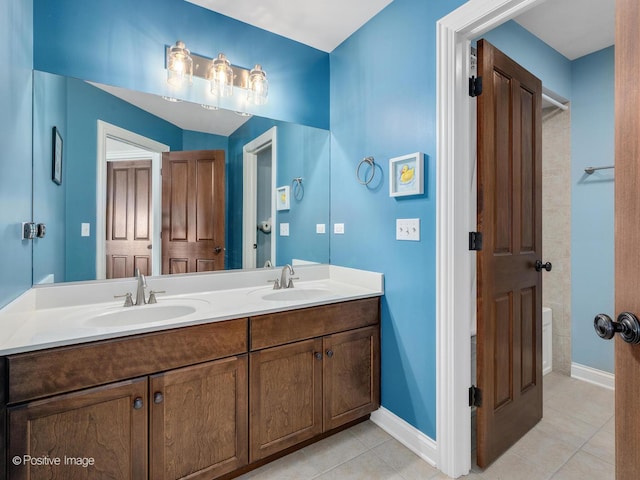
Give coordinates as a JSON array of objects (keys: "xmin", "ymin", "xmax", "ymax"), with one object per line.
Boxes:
[
  {"xmin": 133, "ymin": 397, "xmax": 144, "ymax": 410},
  {"xmin": 326, "ymin": 349, "xmax": 334, "ymax": 358},
  {"xmin": 154, "ymin": 392, "xmax": 164, "ymax": 404},
  {"xmin": 314, "ymin": 352, "xmax": 322, "ymax": 360}
]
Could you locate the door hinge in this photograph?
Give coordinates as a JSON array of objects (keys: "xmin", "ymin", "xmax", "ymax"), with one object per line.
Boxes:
[
  {"xmin": 469, "ymin": 385, "xmax": 482, "ymax": 407},
  {"xmin": 469, "ymin": 76, "xmax": 483, "ymax": 97},
  {"xmin": 469, "ymin": 232, "xmax": 483, "ymax": 251}
]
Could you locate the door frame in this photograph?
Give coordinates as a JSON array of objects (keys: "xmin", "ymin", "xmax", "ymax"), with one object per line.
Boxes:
[
  {"xmin": 242, "ymin": 127, "xmax": 277, "ymax": 269},
  {"xmin": 96, "ymin": 121, "xmax": 169, "ymax": 279},
  {"xmin": 435, "ymin": 0, "xmax": 548, "ymax": 477}
]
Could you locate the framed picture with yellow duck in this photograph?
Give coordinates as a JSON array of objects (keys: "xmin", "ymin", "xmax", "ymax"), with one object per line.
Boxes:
[{"xmin": 389, "ymin": 152, "xmax": 423, "ymax": 197}]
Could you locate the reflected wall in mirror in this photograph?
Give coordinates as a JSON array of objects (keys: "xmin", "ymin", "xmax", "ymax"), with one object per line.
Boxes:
[{"xmin": 32, "ymin": 71, "xmax": 330, "ymax": 284}]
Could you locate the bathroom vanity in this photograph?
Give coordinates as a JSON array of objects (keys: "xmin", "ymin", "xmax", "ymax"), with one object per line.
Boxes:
[{"xmin": 0, "ymin": 265, "xmax": 382, "ymax": 480}]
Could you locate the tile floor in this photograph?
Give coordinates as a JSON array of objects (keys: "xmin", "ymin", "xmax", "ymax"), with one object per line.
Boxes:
[{"xmin": 237, "ymin": 372, "xmax": 614, "ymax": 480}]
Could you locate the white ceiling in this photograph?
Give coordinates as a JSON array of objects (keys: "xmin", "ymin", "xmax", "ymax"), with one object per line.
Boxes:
[
  {"xmin": 514, "ymin": 0, "xmax": 614, "ymax": 60},
  {"xmin": 96, "ymin": 0, "xmax": 614, "ymax": 136},
  {"xmin": 185, "ymin": 0, "xmax": 393, "ymax": 53}
]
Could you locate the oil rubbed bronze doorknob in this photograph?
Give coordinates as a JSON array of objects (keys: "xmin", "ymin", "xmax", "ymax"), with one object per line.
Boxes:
[
  {"xmin": 594, "ymin": 312, "xmax": 640, "ymax": 344},
  {"xmin": 535, "ymin": 260, "xmax": 552, "ymax": 272}
]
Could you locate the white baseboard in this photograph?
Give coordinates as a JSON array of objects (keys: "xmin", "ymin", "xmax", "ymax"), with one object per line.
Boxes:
[
  {"xmin": 370, "ymin": 407, "xmax": 439, "ymax": 468},
  {"xmin": 571, "ymin": 362, "xmax": 615, "ymax": 390}
]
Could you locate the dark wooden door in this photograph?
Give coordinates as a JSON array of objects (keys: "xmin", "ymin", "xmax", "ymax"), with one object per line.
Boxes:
[
  {"xmin": 476, "ymin": 39, "xmax": 543, "ymax": 468},
  {"xmin": 149, "ymin": 355, "xmax": 248, "ymax": 480},
  {"xmin": 8, "ymin": 378, "xmax": 148, "ymax": 480},
  {"xmin": 323, "ymin": 326, "xmax": 380, "ymax": 431},
  {"xmin": 162, "ymin": 150, "xmax": 225, "ymax": 274},
  {"xmin": 249, "ymin": 338, "xmax": 323, "ymax": 462},
  {"xmin": 106, "ymin": 160, "xmax": 152, "ymax": 278},
  {"xmin": 614, "ymin": 1, "xmax": 640, "ymax": 478}
]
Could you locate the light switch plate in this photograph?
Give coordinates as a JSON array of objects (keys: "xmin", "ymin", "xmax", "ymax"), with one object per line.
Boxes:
[
  {"xmin": 280, "ymin": 223, "xmax": 290, "ymax": 236},
  {"xmin": 316, "ymin": 223, "xmax": 326, "ymax": 234},
  {"xmin": 334, "ymin": 223, "xmax": 345, "ymax": 234},
  {"xmin": 81, "ymin": 223, "xmax": 91, "ymax": 237},
  {"xmin": 396, "ymin": 218, "xmax": 420, "ymax": 241}
]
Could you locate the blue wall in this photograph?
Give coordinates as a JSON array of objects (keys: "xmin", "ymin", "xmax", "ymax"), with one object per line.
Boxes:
[
  {"xmin": 0, "ymin": 0, "xmax": 33, "ymax": 307},
  {"xmin": 571, "ymin": 47, "xmax": 615, "ymax": 373},
  {"xmin": 330, "ymin": 0, "xmax": 466, "ymax": 439},
  {"xmin": 33, "ymin": 72, "xmax": 67, "ymax": 284},
  {"xmin": 227, "ymin": 117, "xmax": 330, "ymax": 269},
  {"xmin": 33, "ymin": 0, "xmax": 329, "ymax": 130}
]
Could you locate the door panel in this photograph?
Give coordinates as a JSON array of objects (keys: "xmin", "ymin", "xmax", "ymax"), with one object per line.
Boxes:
[
  {"xmin": 150, "ymin": 356, "xmax": 248, "ymax": 480},
  {"xmin": 476, "ymin": 39, "xmax": 543, "ymax": 468},
  {"xmin": 162, "ymin": 150, "xmax": 225, "ymax": 274},
  {"xmin": 106, "ymin": 160, "xmax": 152, "ymax": 278},
  {"xmin": 615, "ymin": 1, "xmax": 640, "ymax": 478}
]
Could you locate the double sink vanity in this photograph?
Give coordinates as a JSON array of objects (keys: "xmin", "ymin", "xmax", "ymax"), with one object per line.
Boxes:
[{"xmin": 0, "ymin": 264, "xmax": 383, "ymax": 480}]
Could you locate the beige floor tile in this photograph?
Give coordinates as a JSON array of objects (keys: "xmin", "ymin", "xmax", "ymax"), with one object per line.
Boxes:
[
  {"xmin": 550, "ymin": 451, "xmax": 614, "ymax": 480},
  {"xmin": 312, "ymin": 450, "xmax": 405, "ymax": 480},
  {"xmin": 301, "ymin": 429, "xmax": 368, "ymax": 474},
  {"xmin": 509, "ymin": 427, "xmax": 579, "ymax": 476},
  {"xmin": 581, "ymin": 426, "xmax": 614, "ymax": 465},
  {"xmin": 371, "ymin": 438, "xmax": 440, "ymax": 480},
  {"xmin": 538, "ymin": 405, "xmax": 600, "ymax": 448},
  {"xmin": 477, "ymin": 452, "xmax": 552, "ymax": 480},
  {"xmin": 544, "ymin": 386, "xmax": 613, "ymax": 428},
  {"xmin": 235, "ymin": 450, "xmax": 320, "ymax": 480},
  {"xmin": 348, "ymin": 420, "xmax": 393, "ymax": 449}
]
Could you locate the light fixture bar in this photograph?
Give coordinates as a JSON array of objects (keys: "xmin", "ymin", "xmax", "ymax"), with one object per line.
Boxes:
[{"xmin": 166, "ymin": 47, "xmax": 250, "ymax": 89}]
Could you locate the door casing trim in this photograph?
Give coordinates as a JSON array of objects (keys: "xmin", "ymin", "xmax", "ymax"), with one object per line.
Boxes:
[
  {"xmin": 96, "ymin": 120, "xmax": 169, "ymax": 279},
  {"xmin": 435, "ymin": 0, "xmax": 549, "ymax": 476}
]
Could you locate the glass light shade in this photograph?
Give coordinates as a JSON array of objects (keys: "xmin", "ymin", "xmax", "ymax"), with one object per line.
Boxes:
[
  {"xmin": 210, "ymin": 53, "xmax": 234, "ymax": 97},
  {"xmin": 167, "ymin": 41, "xmax": 193, "ymax": 87},
  {"xmin": 247, "ymin": 64, "xmax": 268, "ymax": 105}
]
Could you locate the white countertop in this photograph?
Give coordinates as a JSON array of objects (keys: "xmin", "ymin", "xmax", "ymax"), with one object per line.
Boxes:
[{"xmin": 0, "ymin": 265, "xmax": 383, "ymax": 355}]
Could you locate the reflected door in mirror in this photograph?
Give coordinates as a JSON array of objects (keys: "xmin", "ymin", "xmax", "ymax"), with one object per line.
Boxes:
[
  {"xmin": 162, "ymin": 150, "xmax": 225, "ymax": 273},
  {"xmin": 106, "ymin": 160, "xmax": 153, "ymax": 278}
]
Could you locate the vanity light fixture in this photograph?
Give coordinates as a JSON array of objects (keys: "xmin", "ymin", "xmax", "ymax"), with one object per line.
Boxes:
[
  {"xmin": 166, "ymin": 41, "xmax": 193, "ymax": 87},
  {"xmin": 210, "ymin": 53, "xmax": 234, "ymax": 97},
  {"xmin": 164, "ymin": 41, "xmax": 268, "ymax": 105},
  {"xmin": 200, "ymin": 104, "xmax": 219, "ymax": 111},
  {"xmin": 247, "ymin": 64, "xmax": 268, "ymax": 105}
]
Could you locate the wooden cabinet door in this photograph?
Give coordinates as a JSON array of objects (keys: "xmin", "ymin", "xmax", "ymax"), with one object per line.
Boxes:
[
  {"xmin": 249, "ymin": 338, "xmax": 323, "ymax": 462},
  {"xmin": 7, "ymin": 378, "xmax": 148, "ymax": 480},
  {"xmin": 149, "ymin": 355, "xmax": 248, "ymax": 480},
  {"xmin": 323, "ymin": 326, "xmax": 380, "ymax": 431}
]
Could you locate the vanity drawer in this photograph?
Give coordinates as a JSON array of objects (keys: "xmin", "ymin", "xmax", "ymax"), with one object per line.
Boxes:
[
  {"xmin": 250, "ymin": 297, "xmax": 379, "ymax": 350},
  {"xmin": 7, "ymin": 318, "xmax": 248, "ymax": 404}
]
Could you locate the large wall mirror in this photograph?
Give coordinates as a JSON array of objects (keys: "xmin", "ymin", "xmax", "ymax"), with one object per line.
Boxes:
[{"xmin": 32, "ymin": 71, "xmax": 330, "ymax": 284}]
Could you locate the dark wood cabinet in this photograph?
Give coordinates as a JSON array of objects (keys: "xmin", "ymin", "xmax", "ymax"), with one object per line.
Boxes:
[
  {"xmin": 8, "ymin": 378, "xmax": 148, "ymax": 480},
  {"xmin": 150, "ymin": 355, "xmax": 248, "ymax": 480},
  {"xmin": 249, "ymin": 339, "xmax": 323, "ymax": 461},
  {"xmin": 249, "ymin": 298, "xmax": 380, "ymax": 462},
  {"xmin": 2, "ymin": 298, "xmax": 380, "ymax": 479},
  {"xmin": 323, "ymin": 326, "xmax": 380, "ymax": 431}
]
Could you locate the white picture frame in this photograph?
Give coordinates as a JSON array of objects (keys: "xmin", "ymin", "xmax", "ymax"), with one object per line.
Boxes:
[
  {"xmin": 276, "ymin": 185, "xmax": 290, "ymax": 210},
  {"xmin": 389, "ymin": 152, "xmax": 424, "ymax": 197}
]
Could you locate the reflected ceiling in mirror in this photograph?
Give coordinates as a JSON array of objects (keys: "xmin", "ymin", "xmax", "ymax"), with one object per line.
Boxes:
[{"xmin": 32, "ymin": 71, "xmax": 330, "ymax": 285}]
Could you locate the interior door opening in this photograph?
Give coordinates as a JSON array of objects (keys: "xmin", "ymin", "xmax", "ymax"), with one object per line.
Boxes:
[
  {"xmin": 96, "ymin": 121, "xmax": 168, "ymax": 280},
  {"xmin": 243, "ymin": 127, "xmax": 277, "ymax": 269}
]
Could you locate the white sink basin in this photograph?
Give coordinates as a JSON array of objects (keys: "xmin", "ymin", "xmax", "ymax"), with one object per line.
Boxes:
[
  {"xmin": 84, "ymin": 299, "xmax": 207, "ymax": 327},
  {"xmin": 260, "ymin": 288, "xmax": 333, "ymax": 302}
]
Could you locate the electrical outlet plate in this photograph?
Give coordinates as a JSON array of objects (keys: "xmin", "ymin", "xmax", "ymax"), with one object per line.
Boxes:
[
  {"xmin": 316, "ymin": 223, "xmax": 326, "ymax": 234},
  {"xmin": 334, "ymin": 223, "xmax": 345, "ymax": 234},
  {"xmin": 396, "ymin": 218, "xmax": 420, "ymax": 241},
  {"xmin": 280, "ymin": 223, "xmax": 290, "ymax": 236}
]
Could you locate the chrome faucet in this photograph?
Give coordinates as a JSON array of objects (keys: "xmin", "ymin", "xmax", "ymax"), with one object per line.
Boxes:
[
  {"xmin": 280, "ymin": 264, "xmax": 295, "ymax": 289},
  {"xmin": 135, "ymin": 268, "xmax": 147, "ymax": 305}
]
